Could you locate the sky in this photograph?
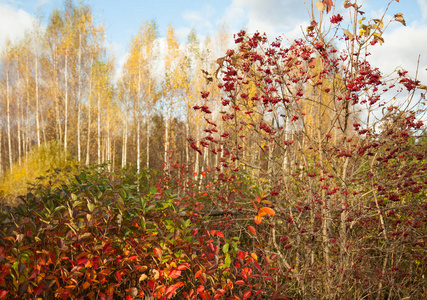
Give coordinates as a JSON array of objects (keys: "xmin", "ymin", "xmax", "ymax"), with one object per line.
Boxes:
[{"xmin": 1, "ymin": 0, "xmax": 427, "ymax": 84}]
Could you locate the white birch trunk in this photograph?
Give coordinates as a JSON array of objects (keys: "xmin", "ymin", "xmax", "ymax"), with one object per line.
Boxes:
[
  {"xmin": 6, "ymin": 72, "xmax": 13, "ymax": 172},
  {"xmin": 35, "ymin": 53, "xmax": 41, "ymax": 148},
  {"xmin": 97, "ymin": 91, "xmax": 101, "ymax": 165},
  {"xmin": 64, "ymin": 49, "xmax": 68, "ymax": 152},
  {"xmin": 137, "ymin": 68, "xmax": 141, "ymax": 174},
  {"xmin": 77, "ymin": 31, "xmax": 82, "ymax": 162}
]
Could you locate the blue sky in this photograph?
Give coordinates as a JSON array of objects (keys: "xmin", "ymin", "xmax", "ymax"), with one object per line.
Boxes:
[{"xmin": 1, "ymin": 0, "xmax": 427, "ymax": 83}]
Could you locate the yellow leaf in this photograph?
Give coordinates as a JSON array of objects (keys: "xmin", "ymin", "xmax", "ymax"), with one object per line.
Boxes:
[
  {"xmin": 139, "ymin": 274, "xmax": 148, "ymax": 282},
  {"xmin": 394, "ymin": 14, "xmax": 406, "ymax": 26},
  {"xmin": 315, "ymin": 1, "xmax": 325, "ymax": 12},
  {"xmin": 373, "ymin": 32, "xmax": 384, "ymax": 45},
  {"xmin": 373, "ymin": 18, "xmax": 384, "ymax": 29},
  {"xmin": 343, "ymin": 30, "xmax": 354, "ymax": 40}
]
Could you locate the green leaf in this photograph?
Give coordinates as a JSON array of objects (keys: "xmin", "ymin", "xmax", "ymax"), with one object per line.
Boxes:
[
  {"xmin": 53, "ymin": 205, "xmax": 66, "ymax": 214},
  {"xmin": 149, "ymin": 186, "xmax": 157, "ymax": 195},
  {"xmin": 71, "ymin": 193, "xmax": 77, "ymax": 201},
  {"xmin": 231, "ymin": 241, "xmax": 238, "ymax": 252},
  {"xmin": 224, "ymin": 253, "xmax": 231, "ymax": 268},
  {"xmin": 222, "ymin": 243, "xmax": 229, "ymax": 254},
  {"xmin": 120, "ymin": 188, "xmax": 128, "ymax": 199}
]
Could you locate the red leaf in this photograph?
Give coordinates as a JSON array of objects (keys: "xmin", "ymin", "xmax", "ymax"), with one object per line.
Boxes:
[
  {"xmin": 248, "ymin": 226, "xmax": 257, "ymax": 236},
  {"xmin": 165, "ymin": 282, "xmax": 184, "ymax": 299},
  {"xmin": 216, "ymin": 231, "xmax": 224, "ymax": 239},
  {"xmin": 115, "ymin": 271, "xmax": 122, "ymax": 283},
  {"xmin": 153, "ymin": 247, "xmax": 162, "ymax": 259},
  {"xmin": 34, "ymin": 284, "xmax": 45, "ymax": 296},
  {"xmin": 243, "ymin": 290, "xmax": 252, "ymax": 299},
  {"xmin": 235, "ymin": 280, "xmax": 245, "ymax": 285},
  {"xmin": 59, "ymin": 290, "xmax": 70, "ymax": 299},
  {"xmin": 49, "ymin": 251, "xmax": 57, "ymax": 265},
  {"xmin": 77, "ymin": 257, "xmax": 88, "ymax": 266},
  {"xmin": 254, "ymin": 261, "xmax": 262, "ymax": 272},
  {"xmin": 169, "ymin": 269, "xmax": 181, "ymax": 279},
  {"xmin": 214, "ymin": 289, "xmax": 226, "ymax": 299},
  {"xmin": 0, "ymin": 290, "xmax": 9, "ymax": 300},
  {"xmin": 255, "ymin": 290, "xmax": 263, "ymax": 296},
  {"xmin": 126, "ymin": 296, "xmax": 133, "ymax": 300},
  {"xmin": 196, "ymin": 285, "xmax": 205, "ymax": 295},
  {"xmin": 127, "ymin": 255, "xmax": 138, "ymax": 261},
  {"xmin": 103, "ymin": 243, "xmax": 113, "ymax": 254},
  {"xmin": 177, "ymin": 263, "xmax": 190, "ymax": 270}
]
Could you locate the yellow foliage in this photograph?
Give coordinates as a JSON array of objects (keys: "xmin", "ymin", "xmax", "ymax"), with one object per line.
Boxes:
[{"xmin": 0, "ymin": 142, "xmax": 77, "ymax": 206}]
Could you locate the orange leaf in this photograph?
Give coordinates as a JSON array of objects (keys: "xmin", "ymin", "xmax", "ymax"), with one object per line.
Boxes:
[
  {"xmin": 255, "ymin": 194, "xmax": 261, "ymax": 203},
  {"xmin": 248, "ymin": 226, "xmax": 257, "ymax": 236},
  {"xmin": 153, "ymin": 247, "xmax": 162, "ymax": 259},
  {"xmin": 82, "ymin": 281, "xmax": 91, "ymax": 290},
  {"xmin": 323, "ymin": 0, "xmax": 333, "ymax": 14},
  {"xmin": 258, "ymin": 207, "xmax": 275, "ymax": 217},
  {"xmin": 254, "ymin": 215, "xmax": 262, "ymax": 225},
  {"xmin": 195, "ymin": 270, "xmax": 203, "ymax": 279}
]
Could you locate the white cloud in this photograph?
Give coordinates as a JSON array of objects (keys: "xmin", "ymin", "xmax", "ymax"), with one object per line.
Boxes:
[
  {"xmin": 419, "ymin": 0, "xmax": 427, "ymax": 20},
  {"xmin": 0, "ymin": 3, "xmax": 35, "ymax": 49},
  {"xmin": 369, "ymin": 24, "xmax": 427, "ymax": 84},
  {"xmin": 225, "ymin": 0, "xmax": 308, "ymax": 38},
  {"xmin": 182, "ymin": 5, "xmax": 215, "ymax": 36}
]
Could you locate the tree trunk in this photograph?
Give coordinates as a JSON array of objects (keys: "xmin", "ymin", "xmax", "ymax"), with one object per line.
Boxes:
[
  {"xmin": 146, "ymin": 80, "xmax": 151, "ymax": 169},
  {"xmin": 64, "ymin": 49, "xmax": 68, "ymax": 153},
  {"xmin": 146, "ymin": 114, "xmax": 150, "ymax": 169},
  {"xmin": 97, "ymin": 91, "xmax": 101, "ymax": 165},
  {"xmin": 17, "ymin": 80, "xmax": 22, "ymax": 167},
  {"xmin": 35, "ymin": 51, "xmax": 41, "ymax": 148},
  {"xmin": 54, "ymin": 50, "xmax": 62, "ymax": 144},
  {"xmin": 164, "ymin": 108, "xmax": 169, "ymax": 168},
  {"xmin": 77, "ymin": 31, "xmax": 82, "ymax": 162},
  {"xmin": 137, "ymin": 68, "xmax": 141, "ymax": 173},
  {"xmin": 122, "ymin": 112, "xmax": 127, "ymax": 168},
  {"xmin": 6, "ymin": 72, "xmax": 13, "ymax": 172},
  {"xmin": 0, "ymin": 127, "xmax": 2, "ymax": 176},
  {"xmin": 86, "ymin": 57, "xmax": 93, "ymax": 166}
]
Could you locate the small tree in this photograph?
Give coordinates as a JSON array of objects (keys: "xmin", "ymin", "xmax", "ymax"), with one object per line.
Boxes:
[{"xmin": 192, "ymin": 0, "xmax": 427, "ymax": 298}]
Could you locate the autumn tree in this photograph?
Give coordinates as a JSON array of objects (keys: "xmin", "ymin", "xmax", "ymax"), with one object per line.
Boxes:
[{"xmin": 192, "ymin": 0, "xmax": 427, "ymax": 298}]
